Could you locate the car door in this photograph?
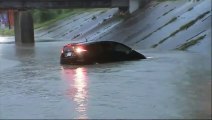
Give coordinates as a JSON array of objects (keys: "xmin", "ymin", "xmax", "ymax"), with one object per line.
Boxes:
[
  {"xmin": 96, "ymin": 42, "xmax": 113, "ymax": 63},
  {"xmin": 98, "ymin": 42, "xmax": 132, "ymax": 62},
  {"xmin": 86, "ymin": 43, "xmax": 103, "ymax": 63}
]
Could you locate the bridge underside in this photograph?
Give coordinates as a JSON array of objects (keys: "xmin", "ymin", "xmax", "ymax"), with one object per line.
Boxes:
[{"xmin": 0, "ymin": 0, "xmax": 128, "ymax": 9}]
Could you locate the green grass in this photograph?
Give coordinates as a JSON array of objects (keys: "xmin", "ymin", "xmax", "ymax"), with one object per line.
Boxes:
[
  {"xmin": 34, "ymin": 11, "xmax": 74, "ymax": 29},
  {"xmin": 138, "ymin": 17, "xmax": 177, "ymax": 42},
  {"xmin": 0, "ymin": 8, "xmax": 106, "ymax": 36},
  {"xmin": 162, "ymin": 8, "xmax": 175, "ymax": 16},
  {"xmin": 34, "ymin": 8, "xmax": 101, "ymax": 29},
  {"xmin": 169, "ymin": 11, "xmax": 210, "ymax": 37},
  {"xmin": 176, "ymin": 35, "xmax": 206, "ymax": 50},
  {"xmin": 187, "ymin": 7, "xmax": 193, "ymax": 11},
  {"xmin": 157, "ymin": 17, "xmax": 177, "ymax": 30},
  {"xmin": 151, "ymin": 11, "xmax": 210, "ymax": 48},
  {"xmin": 0, "ymin": 28, "xmax": 14, "ymax": 36},
  {"xmin": 181, "ymin": 11, "xmax": 209, "ymax": 29},
  {"xmin": 151, "ymin": 44, "xmax": 158, "ymax": 48},
  {"xmin": 141, "ymin": 33, "xmax": 153, "ymax": 41}
]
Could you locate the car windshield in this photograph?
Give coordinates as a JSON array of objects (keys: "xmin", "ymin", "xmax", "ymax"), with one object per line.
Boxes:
[{"xmin": 113, "ymin": 43, "xmax": 131, "ymax": 53}]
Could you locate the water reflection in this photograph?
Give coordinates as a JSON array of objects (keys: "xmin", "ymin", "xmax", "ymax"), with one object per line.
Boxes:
[
  {"xmin": 15, "ymin": 44, "xmax": 35, "ymax": 59},
  {"xmin": 61, "ymin": 66, "xmax": 88, "ymax": 119}
]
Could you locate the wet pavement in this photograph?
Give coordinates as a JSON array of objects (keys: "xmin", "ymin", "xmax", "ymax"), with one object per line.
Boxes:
[{"xmin": 0, "ymin": 41, "xmax": 211, "ymax": 119}]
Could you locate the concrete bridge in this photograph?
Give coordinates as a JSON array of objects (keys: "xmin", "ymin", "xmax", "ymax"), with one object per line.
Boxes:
[{"xmin": 0, "ymin": 0, "xmax": 147, "ymax": 44}]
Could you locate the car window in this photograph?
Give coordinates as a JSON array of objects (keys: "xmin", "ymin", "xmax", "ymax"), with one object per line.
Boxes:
[
  {"xmin": 87, "ymin": 43, "xmax": 103, "ymax": 53},
  {"xmin": 100, "ymin": 42, "xmax": 131, "ymax": 54},
  {"xmin": 114, "ymin": 43, "xmax": 131, "ymax": 53},
  {"xmin": 101, "ymin": 42, "xmax": 113, "ymax": 52}
]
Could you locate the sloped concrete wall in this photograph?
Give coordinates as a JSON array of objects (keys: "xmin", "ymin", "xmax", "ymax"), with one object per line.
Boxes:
[{"xmin": 89, "ymin": 0, "xmax": 211, "ymax": 56}]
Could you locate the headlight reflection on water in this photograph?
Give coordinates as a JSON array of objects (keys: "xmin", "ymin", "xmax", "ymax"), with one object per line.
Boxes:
[{"xmin": 61, "ymin": 66, "xmax": 88, "ymax": 119}]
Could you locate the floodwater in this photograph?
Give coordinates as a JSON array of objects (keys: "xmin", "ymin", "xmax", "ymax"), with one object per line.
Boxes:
[
  {"xmin": 1, "ymin": 0, "xmax": 211, "ymax": 119},
  {"xmin": 0, "ymin": 41, "xmax": 211, "ymax": 119}
]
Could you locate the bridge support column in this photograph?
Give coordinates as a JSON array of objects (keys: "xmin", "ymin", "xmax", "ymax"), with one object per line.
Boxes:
[
  {"xmin": 14, "ymin": 10, "xmax": 34, "ymax": 45},
  {"xmin": 129, "ymin": 0, "xmax": 148, "ymax": 13}
]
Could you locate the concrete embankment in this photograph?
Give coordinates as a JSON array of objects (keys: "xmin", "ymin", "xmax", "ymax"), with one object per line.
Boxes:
[
  {"xmin": 94, "ymin": 0, "xmax": 211, "ymax": 57},
  {"xmin": 35, "ymin": 0, "xmax": 211, "ymax": 58}
]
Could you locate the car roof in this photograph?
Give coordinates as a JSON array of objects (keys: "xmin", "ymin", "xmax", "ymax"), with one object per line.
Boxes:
[{"xmin": 67, "ymin": 40, "xmax": 126, "ymax": 46}]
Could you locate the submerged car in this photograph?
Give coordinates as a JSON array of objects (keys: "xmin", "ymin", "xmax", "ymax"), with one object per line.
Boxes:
[{"xmin": 60, "ymin": 41, "xmax": 146, "ymax": 64}]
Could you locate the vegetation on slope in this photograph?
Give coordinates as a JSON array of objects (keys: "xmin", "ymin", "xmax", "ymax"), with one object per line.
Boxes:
[
  {"xmin": 33, "ymin": 8, "xmax": 103, "ymax": 29},
  {"xmin": 176, "ymin": 35, "xmax": 206, "ymax": 50},
  {"xmin": 0, "ymin": 8, "xmax": 104, "ymax": 36},
  {"xmin": 152, "ymin": 11, "xmax": 210, "ymax": 48},
  {"xmin": 0, "ymin": 29, "xmax": 14, "ymax": 36}
]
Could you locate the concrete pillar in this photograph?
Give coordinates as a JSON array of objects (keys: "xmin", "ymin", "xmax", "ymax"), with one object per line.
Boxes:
[
  {"xmin": 129, "ymin": 0, "xmax": 141, "ymax": 13},
  {"xmin": 14, "ymin": 10, "xmax": 34, "ymax": 45}
]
